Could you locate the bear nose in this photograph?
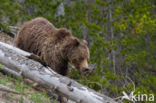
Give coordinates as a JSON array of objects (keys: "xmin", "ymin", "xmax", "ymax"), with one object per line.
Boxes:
[{"xmin": 82, "ymin": 67, "xmax": 90, "ymax": 72}]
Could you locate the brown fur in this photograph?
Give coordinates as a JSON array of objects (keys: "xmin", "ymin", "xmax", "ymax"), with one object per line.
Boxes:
[{"xmin": 16, "ymin": 17, "xmax": 90, "ymax": 75}]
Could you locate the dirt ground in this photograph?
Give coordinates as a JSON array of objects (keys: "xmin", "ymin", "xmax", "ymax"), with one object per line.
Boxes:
[{"xmin": 0, "ymin": 31, "xmax": 14, "ymax": 45}]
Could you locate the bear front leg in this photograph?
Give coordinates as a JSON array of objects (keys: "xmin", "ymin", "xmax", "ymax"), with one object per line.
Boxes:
[{"xmin": 54, "ymin": 62, "xmax": 68, "ymax": 76}]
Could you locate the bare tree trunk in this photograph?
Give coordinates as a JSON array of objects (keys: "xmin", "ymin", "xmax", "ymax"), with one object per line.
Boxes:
[
  {"xmin": 55, "ymin": 2, "xmax": 65, "ymax": 17},
  {"xmin": 82, "ymin": 0, "xmax": 94, "ymax": 47},
  {"xmin": 0, "ymin": 41, "xmax": 117, "ymax": 103},
  {"xmin": 108, "ymin": 5, "xmax": 116, "ymax": 75}
]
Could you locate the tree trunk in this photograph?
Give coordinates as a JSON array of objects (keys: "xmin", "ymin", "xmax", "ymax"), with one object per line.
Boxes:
[{"xmin": 108, "ymin": 5, "xmax": 116, "ymax": 75}]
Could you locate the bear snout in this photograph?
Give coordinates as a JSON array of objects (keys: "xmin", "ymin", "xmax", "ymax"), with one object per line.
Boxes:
[
  {"xmin": 82, "ymin": 67, "xmax": 90, "ymax": 72},
  {"xmin": 79, "ymin": 59, "xmax": 89, "ymax": 70}
]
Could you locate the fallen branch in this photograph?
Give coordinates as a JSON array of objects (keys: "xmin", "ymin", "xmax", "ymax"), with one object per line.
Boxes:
[
  {"xmin": 0, "ymin": 84, "xmax": 20, "ymax": 95},
  {"xmin": 0, "ymin": 65, "xmax": 21, "ymax": 79},
  {"xmin": 0, "ymin": 41, "xmax": 117, "ymax": 103}
]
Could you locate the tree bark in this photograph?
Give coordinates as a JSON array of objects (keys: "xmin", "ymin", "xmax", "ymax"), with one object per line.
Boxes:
[{"xmin": 0, "ymin": 41, "xmax": 117, "ymax": 103}]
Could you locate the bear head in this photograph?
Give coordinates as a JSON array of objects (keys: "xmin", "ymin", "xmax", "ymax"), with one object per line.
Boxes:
[{"xmin": 65, "ymin": 38, "xmax": 90, "ymax": 72}]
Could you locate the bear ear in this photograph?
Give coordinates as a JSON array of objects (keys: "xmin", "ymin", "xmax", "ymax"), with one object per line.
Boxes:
[
  {"xmin": 56, "ymin": 28, "xmax": 71, "ymax": 39},
  {"xmin": 82, "ymin": 40, "xmax": 88, "ymax": 46},
  {"xmin": 72, "ymin": 38, "xmax": 80, "ymax": 46}
]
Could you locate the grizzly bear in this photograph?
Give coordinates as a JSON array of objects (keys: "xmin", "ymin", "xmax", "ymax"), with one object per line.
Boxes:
[{"xmin": 16, "ymin": 17, "xmax": 90, "ymax": 75}]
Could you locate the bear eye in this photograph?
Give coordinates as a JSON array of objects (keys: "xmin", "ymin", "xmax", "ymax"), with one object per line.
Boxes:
[
  {"xmin": 79, "ymin": 57, "xmax": 84, "ymax": 61},
  {"xmin": 72, "ymin": 59, "xmax": 77, "ymax": 63}
]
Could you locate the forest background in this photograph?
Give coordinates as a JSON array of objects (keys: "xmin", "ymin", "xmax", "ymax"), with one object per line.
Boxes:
[{"xmin": 0, "ymin": 0, "xmax": 155, "ymax": 103}]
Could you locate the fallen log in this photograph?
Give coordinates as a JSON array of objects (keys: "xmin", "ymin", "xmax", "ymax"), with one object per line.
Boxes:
[{"xmin": 0, "ymin": 41, "xmax": 117, "ymax": 103}]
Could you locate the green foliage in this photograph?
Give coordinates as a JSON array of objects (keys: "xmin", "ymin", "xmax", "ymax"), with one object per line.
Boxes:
[{"xmin": 0, "ymin": 0, "xmax": 155, "ymax": 102}]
